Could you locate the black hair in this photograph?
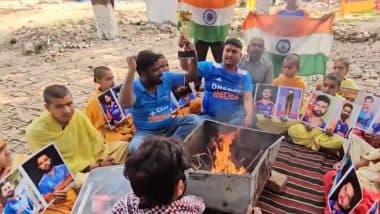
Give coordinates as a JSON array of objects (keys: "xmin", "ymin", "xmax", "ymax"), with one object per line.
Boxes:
[
  {"xmin": 343, "ymin": 103, "xmax": 353, "ymax": 111},
  {"xmin": 331, "ymin": 171, "xmax": 362, "ymax": 213},
  {"xmin": 136, "ymin": 50, "xmax": 160, "ymax": 75},
  {"xmin": 93, "ymin": 66, "xmax": 111, "ymax": 82},
  {"xmin": 43, "ymin": 84, "xmax": 71, "ymax": 104},
  {"xmin": 156, "ymin": 53, "xmax": 165, "ymax": 59},
  {"xmin": 124, "ymin": 136, "xmax": 190, "ymax": 209},
  {"xmin": 324, "ymin": 72, "xmax": 343, "ymax": 86},
  {"xmin": 224, "ymin": 38, "xmax": 243, "ymax": 50},
  {"xmin": 364, "ymin": 96, "xmax": 374, "ymax": 103},
  {"xmin": 316, "ymin": 94, "xmax": 331, "ymax": 105}
]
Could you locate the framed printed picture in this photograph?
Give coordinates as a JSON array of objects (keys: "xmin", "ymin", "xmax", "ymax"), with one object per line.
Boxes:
[
  {"xmin": 328, "ymin": 165, "xmax": 362, "ymax": 214},
  {"xmin": 275, "ymin": 86, "xmax": 303, "ymax": 120},
  {"xmin": 0, "ymin": 144, "xmax": 74, "ymax": 213},
  {"xmin": 22, "ymin": 144, "xmax": 74, "ymax": 204},
  {"xmin": 98, "ymin": 85, "xmax": 129, "ymax": 129},
  {"xmin": 354, "ymin": 93, "xmax": 380, "ymax": 132},
  {"xmin": 254, "ymin": 84, "xmax": 278, "ymax": 117}
]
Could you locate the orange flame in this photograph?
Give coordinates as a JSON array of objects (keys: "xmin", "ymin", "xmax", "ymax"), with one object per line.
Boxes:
[{"xmin": 211, "ymin": 132, "xmax": 246, "ymax": 175}]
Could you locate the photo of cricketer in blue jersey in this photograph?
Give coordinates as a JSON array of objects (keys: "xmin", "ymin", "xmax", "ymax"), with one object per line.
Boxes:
[
  {"xmin": 197, "ymin": 38, "xmax": 254, "ymax": 127},
  {"xmin": 22, "ymin": 144, "xmax": 74, "ymax": 204},
  {"xmin": 356, "ymin": 95, "xmax": 375, "ymax": 130},
  {"xmin": 1, "ymin": 180, "xmax": 34, "ymax": 214},
  {"xmin": 254, "ymin": 84, "xmax": 278, "ymax": 116},
  {"xmin": 327, "ymin": 103, "xmax": 354, "ymax": 138},
  {"xmin": 35, "ymin": 153, "xmax": 73, "ymax": 203}
]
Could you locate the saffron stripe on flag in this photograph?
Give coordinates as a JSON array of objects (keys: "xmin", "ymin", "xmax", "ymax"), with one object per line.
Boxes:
[
  {"xmin": 179, "ymin": 2, "xmax": 235, "ymax": 26},
  {"xmin": 242, "ymin": 12, "xmax": 334, "ymax": 37},
  {"xmin": 179, "ymin": 0, "xmax": 236, "ymax": 9}
]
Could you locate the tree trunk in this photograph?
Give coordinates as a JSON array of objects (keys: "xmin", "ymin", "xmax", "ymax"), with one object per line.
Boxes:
[{"xmin": 91, "ymin": 0, "xmax": 118, "ymax": 40}]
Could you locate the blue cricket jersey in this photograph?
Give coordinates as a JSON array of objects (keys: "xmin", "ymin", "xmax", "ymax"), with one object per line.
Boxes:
[
  {"xmin": 131, "ymin": 72, "xmax": 185, "ymax": 131},
  {"xmin": 198, "ymin": 61, "xmax": 253, "ymax": 122}
]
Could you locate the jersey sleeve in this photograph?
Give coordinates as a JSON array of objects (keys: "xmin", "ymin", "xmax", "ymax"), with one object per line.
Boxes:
[
  {"xmin": 197, "ymin": 61, "xmax": 212, "ymax": 78},
  {"xmin": 38, "ymin": 180, "xmax": 52, "ymax": 195},
  {"xmin": 244, "ymin": 72, "xmax": 253, "ymax": 92},
  {"xmin": 166, "ymin": 72, "xmax": 185, "ymax": 88}
]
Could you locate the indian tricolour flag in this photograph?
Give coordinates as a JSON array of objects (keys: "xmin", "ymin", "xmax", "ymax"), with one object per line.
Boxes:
[
  {"xmin": 178, "ymin": 0, "xmax": 236, "ymax": 42},
  {"xmin": 242, "ymin": 12, "xmax": 335, "ymax": 77}
]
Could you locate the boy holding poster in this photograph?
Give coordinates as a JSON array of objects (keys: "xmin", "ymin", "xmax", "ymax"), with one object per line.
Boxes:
[
  {"xmin": 85, "ymin": 66, "xmax": 134, "ymax": 143},
  {"xmin": 288, "ymin": 73, "xmax": 344, "ymax": 152}
]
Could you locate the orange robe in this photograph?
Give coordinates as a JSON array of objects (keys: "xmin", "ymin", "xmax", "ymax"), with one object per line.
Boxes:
[
  {"xmin": 85, "ymin": 88, "xmax": 134, "ymax": 143},
  {"xmin": 272, "ymin": 74, "xmax": 307, "ymax": 92},
  {"xmin": 172, "ymin": 97, "xmax": 202, "ymax": 116}
]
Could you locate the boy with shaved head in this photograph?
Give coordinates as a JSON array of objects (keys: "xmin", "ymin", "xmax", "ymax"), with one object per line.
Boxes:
[
  {"xmin": 26, "ymin": 84, "xmax": 128, "ymax": 177},
  {"xmin": 85, "ymin": 66, "xmax": 134, "ymax": 144},
  {"xmin": 272, "ymin": 54, "xmax": 307, "ymax": 92},
  {"xmin": 256, "ymin": 54, "xmax": 306, "ymax": 134}
]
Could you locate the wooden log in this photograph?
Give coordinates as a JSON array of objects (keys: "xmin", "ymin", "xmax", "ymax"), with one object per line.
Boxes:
[{"xmin": 264, "ymin": 170, "xmax": 288, "ymax": 193}]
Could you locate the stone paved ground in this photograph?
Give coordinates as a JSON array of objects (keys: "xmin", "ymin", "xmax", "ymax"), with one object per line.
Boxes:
[{"xmin": 0, "ymin": 2, "xmax": 379, "ymax": 155}]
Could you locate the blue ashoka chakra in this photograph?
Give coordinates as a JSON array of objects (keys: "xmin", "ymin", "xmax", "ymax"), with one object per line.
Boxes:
[
  {"xmin": 276, "ymin": 39, "xmax": 291, "ymax": 54},
  {"xmin": 203, "ymin": 9, "xmax": 217, "ymax": 25}
]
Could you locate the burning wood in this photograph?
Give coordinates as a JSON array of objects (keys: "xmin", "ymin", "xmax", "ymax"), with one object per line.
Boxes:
[{"xmin": 211, "ymin": 131, "xmax": 246, "ymax": 175}]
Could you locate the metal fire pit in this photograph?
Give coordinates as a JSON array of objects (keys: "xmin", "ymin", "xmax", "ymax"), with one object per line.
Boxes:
[{"xmin": 183, "ymin": 120, "xmax": 283, "ymax": 214}]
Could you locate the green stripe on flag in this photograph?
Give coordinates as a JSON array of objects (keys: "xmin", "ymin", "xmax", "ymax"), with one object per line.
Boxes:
[
  {"xmin": 190, "ymin": 22, "xmax": 229, "ymax": 43},
  {"xmin": 265, "ymin": 53, "xmax": 328, "ymax": 77}
]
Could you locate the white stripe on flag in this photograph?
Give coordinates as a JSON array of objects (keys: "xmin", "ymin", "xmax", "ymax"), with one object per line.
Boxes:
[
  {"xmin": 179, "ymin": 2, "xmax": 234, "ymax": 26},
  {"xmin": 244, "ymin": 28, "xmax": 333, "ymax": 56}
]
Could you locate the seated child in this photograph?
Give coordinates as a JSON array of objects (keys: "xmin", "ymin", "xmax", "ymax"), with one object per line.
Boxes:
[
  {"xmin": 288, "ymin": 73, "xmax": 344, "ymax": 152},
  {"xmin": 272, "ymin": 54, "xmax": 307, "ymax": 92},
  {"xmin": 111, "ymin": 136, "xmax": 205, "ymax": 213},
  {"xmin": 256, "ymin": 54, "xmax": 306, "ymax": 134},
  {"xmin": 85, "ymin": 66, "xmax": 134, "ymax": 143},
  {"xmin": 333, "ymin": 57, "xmax": 359, "ymax": 90}
]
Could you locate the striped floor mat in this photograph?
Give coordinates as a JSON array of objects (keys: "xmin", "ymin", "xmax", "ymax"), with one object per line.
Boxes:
[{"xmin": 257, "ymin": 141, "xmax": 338, "ymax": 214}]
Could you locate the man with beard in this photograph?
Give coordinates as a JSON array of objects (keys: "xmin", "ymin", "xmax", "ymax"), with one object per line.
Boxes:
[
  {"xmin": 0, "ymin": 180, "xmax": 34, "ymax": 214},
  {"xmin": 356, "ymin": 96, "xmax": 375, "ymax": 130},
  {"xmin": 239, "ymin": 37, "xmax": 273, "ymax": 89},
  {"xmin": 197, "ymin": 38, "xmax": 254, "ymax": 127},
  {"xmin": 328, "ymin": 103, "xmax": 353, "ymax": 138},
  {"xmin": 36, "ymin": 153, "xmax": 74, "ymax": 203},
  {"xmin": 303, "ymin": 95, "xmax": 331, "ymax": 129},
  {"xmin": 119, "ymin": 42, "xmax": 200, "ymax": 154}
]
